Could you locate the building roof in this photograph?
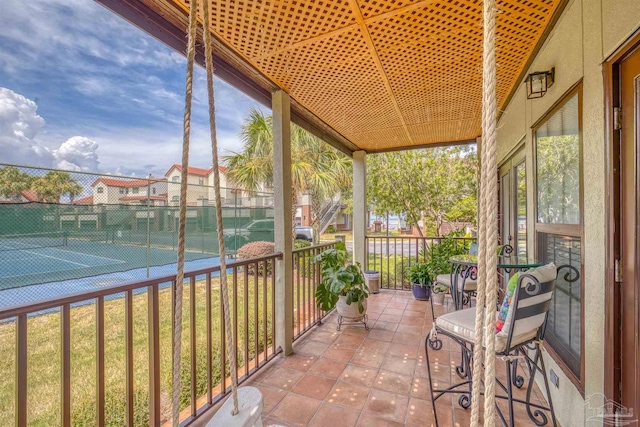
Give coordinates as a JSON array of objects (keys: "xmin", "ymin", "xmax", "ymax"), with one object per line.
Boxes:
[
  {"xmin": 72, "ymin": 195, "xmax": 94, "ymax": 205},
  {"xmin": 165, "ymin": 164, "xmax": 227, "ymax": 178},
  {"xmin": 119, "ymin": 195, "xmax": 168, "ymax": 201},
  {"xmin": 91, "ymin": 176, "xmax": 167, "ymax": 188},
  {"xmin": 20, "ymin": 190, "xmax": 40, "ymax": 202}
]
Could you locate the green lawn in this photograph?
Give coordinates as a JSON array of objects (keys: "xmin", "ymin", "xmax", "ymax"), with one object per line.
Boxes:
[{"xmin": 0, "ymin": 274, "xmax": 279, "ymax": 426}]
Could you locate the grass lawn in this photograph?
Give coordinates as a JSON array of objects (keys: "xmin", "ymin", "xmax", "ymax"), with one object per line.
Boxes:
[{"xmin": 0, "ymin": 272, "xmax": 292, "ymax": 426}]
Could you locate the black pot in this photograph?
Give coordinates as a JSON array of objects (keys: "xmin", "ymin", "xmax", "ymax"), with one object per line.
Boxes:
[{"xmin": 412, "ymin": 283, "xmax": 431, "ymax": 301}]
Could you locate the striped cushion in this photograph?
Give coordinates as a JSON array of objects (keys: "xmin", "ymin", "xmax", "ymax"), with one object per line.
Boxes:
[
  {"xmin": 435, "ymin": 307, "xmax": 538, "ymax": 352},
  {"xmin": 497, "ymin": 263, "xmax": 557, "ymax": 340},
  {"xmin": 435, "ymin": 274, "xmax": 477, "ymax": 291}
]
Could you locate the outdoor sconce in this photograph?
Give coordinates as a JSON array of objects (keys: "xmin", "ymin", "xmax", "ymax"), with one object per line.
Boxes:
[{"xmin": 525, "ymin": 68, "xmax": 555, "ymax": 99}]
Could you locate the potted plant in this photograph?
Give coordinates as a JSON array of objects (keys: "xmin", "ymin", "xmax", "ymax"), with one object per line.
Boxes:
[
  {"xmin": 409, "ymin": 262, "xmax": 432, "ymax": 301},
  {"xmin": 313, "ymin": 242, "xmax": 370, "ymax": 323},
  {"xmin": 431, "ymin": 283, "xmax": 449, "ymax": 305}
]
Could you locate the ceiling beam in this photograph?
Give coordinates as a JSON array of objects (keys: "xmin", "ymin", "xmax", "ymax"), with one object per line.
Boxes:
[
  {"xmin": 366, "ymin": 138, "xmax": 477, "ymax": 154},
  {"xmin": 347, "ymin": 0, "xmax": 414, "ymax": 145}
]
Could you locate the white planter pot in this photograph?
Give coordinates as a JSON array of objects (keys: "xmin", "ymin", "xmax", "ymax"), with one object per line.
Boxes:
[
  {"xmin": 336, "ymin": 295, "xmax": 367, "ymax": 321},
  {"xmin": 432, "ymin": 292, "xmax": 446, "ymax": 305}
]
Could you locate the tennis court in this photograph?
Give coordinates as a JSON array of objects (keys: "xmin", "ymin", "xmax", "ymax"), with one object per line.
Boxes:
[{"xmin": 0, "ymin": 231, "xmax": 217, "ymax": 290}]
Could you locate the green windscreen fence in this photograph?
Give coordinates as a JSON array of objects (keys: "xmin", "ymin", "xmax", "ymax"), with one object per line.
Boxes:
[{"xmin": 0, "ymin": 164, "xmax": 274, "ymax": 290}]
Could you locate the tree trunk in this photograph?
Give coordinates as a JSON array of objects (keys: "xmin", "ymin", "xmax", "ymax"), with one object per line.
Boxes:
[
  {"xmin": 310, "ymin": 191, "xmax": 321, "ymax": 245},
  {"xmin": 291, "ymin": 188, "xmax": 298, "ymax": 244}
]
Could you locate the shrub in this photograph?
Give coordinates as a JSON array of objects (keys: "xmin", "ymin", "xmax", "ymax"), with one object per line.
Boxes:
[
  {"xmin": 425, "ymin": 231, "xmax": 472, "ymax": 277},
  {"xmin": 237, "ymin": 241, "xmax": 275, "ymax": 276},
  {"xmin": 325, "ymin": 225, "xmax": 337, "ymax": 233},
  {"xmin": 294, "ymin": 239, "xmax": 312, "ymax": 249}
]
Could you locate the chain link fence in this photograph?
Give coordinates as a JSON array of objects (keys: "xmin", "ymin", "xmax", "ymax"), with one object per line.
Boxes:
[{"xmin": 0, "ymin": 164, "xmax": 274, "ymax": 295}]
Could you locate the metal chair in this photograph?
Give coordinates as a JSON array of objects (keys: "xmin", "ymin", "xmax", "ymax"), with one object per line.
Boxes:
[{"xmin": 425, "ymin": 264, "xmax": 579, "ymax": 427}]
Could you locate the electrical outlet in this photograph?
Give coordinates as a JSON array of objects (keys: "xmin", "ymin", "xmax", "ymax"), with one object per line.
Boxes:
[{"xmin": 549, "ymin": 369, "xmax": 559, "ymax": 388}]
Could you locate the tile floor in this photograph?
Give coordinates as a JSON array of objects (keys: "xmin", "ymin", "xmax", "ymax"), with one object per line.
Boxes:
[{"xmin": 245, "ymin": 291, "xmax": 552, "ymax": 427}]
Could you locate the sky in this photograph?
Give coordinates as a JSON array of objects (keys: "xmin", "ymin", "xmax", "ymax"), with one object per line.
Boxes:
[{"xmin": 0, "ymin": 0, "xmax": 267, "ymax": 177}]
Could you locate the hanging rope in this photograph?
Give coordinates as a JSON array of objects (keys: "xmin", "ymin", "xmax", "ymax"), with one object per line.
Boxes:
[
  {"xmin": 200, "ymin": 0, "xmax": 240, "ymax": 415},
  {"xmin": 171, "ymin": 0, "xmax": 198, "ymax": 424},
  {"xmin": 470, "ymin": 0, "xmax": 499, "ymax": 425}
]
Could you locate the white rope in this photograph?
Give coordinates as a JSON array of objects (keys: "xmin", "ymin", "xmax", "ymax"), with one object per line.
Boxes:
[
  {"xmin": 171, "ymin": 0, "xmax": 198, "ymax": 424},
  {"xmin": 470, "ymin": 0, "xmax": 499, "ymax": 425},
  {"xmin": 200, "ymin": 0, "xmax": 240, "ymax": 415}
]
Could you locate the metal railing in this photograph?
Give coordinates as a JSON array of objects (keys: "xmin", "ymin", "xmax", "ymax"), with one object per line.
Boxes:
[
  {"xmin": 365, "ymin": 236, "xmax": 476, "ymax": 290},
  {"xmin": 292, "ymin": 242, "xmax": 336, "ymax": 340},
  {"xmin": 1, "ymin": 253, "xmax": 282, "ymax": 427}
]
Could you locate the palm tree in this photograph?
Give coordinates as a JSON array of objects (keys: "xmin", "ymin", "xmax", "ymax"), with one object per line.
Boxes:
[
  {"xmin": 224, "ymin": 108, "xmax": 352, "ymax": 242},
  {"xmin": 0, "ymin": 167, "xmax": 34, "ymax": 201},
  {"xmin": 31, "ymin": 171, "xmax": 83, "ymax": 203}
]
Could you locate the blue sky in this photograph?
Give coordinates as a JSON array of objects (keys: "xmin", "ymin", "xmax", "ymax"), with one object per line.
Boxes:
[{"xmin": 0, "ymin": 0, "xmax": 267, "ymax": 176}]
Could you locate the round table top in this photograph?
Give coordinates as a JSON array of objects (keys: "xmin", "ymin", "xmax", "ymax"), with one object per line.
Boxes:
[{"xmin": 449, "ymin": 254, "xmax": 541, "ymax": 269}]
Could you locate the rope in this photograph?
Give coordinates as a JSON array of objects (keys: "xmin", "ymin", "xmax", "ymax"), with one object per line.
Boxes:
[
  {"xmin": 171, "ymin": 0, "xmax": 198, "ymax": 424},
  {"xmin": 200, "ymin": 0, "xmax": 240, "ymax": 415},
  {"xmin": 471, "ymin": 0, "xmax": 499, "ymax": 425}
]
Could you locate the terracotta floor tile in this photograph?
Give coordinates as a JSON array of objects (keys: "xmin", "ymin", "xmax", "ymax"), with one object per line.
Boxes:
[
  {"xmin": 356, "ymin": 414, "xmax": 405, "ymax": 427},
  {"xmin": 334, "ymin": 333, "xmax": 366, "ymax": 349},
  {"xmin": 388, "ymin": 343, "xmax": 419, "ymax": 359},
  {"xmin": 382, "ymin": 308, "xmax": 405, "ymax": 317},
  {"xmin": 340, "ymin": 364, "xmax": 379, "ymax": 387},
  {"xmin": 359, "ymin": 338, "xmax": 391, "ymax": 354},
  {"xmin": 395, "ymin": 324, "xmax": 424, "ymax": 337},
  {"xmin": 363, "ymin": 388, "xmax": 409, "ymax": 421},
  {"xmin": 261, "ymin": 367, "xmax": 304, "ymax": 390},
  {"xmin": 254, "ymin": 384, "xmax": 287, "ymax": 414},
  {"xmin": 324, "ymin": 346, "xmax": 356, "ymax": 362},
  {"xmin": 351, "ymin": 349, "xmax": 385, "ymax": 368},
  {"xmin": 392, "ymin": 332, "xmax": 421, "ymax": 345},
  {"xmin": 326, "ymin": 380, "xmax": 371, "ymax": 410},
  {"xmin": 410, "ymin": 376, "xmax": 432, "ymax": 400},
  {"xmin": 406, "ymin": 397, "xmax": 435, "ymax": 426},
  {"xmin": 373, "ymin": 370, "xmax": 413, "ymax": 395},
  {"xmin": 308, "ymin": 358, "xmax": 347, "ymax": 379},
  {"xmin": 399, "ymin": 316, "xmax": 425, "ymax": 327},
  {"xmin": 269, "ymin": 394, "xmax": 322, "ymax": 426},
  {"xmin": 386, "ymin": 302, "xmax": 408, "ymax": 310},
  {"xmin": 280, "ymin": 353, "xmax": 318, "ymax": 372},
  {"xmin": 262, "ymin": 416, "xmax": 295, "ymax": 427},
  {"xmin": 291, "ymin": 374, "xmax": 336, "ymax": 400},
  {"xmin": 381, "ymin": 355, "xmax": 417, "ymax": 376},
  {"xmin": 367, "ymin": 329, "xmax": 395, "ymax": 342},
  {"xmin": 342, "ymin": 325, "xmax": 370, "ymax": 337},
  {"xmin": 297, "ymin": 340, "xmax": 330, "ymax": 356},
  {"xmin": 308, "ymin": 330, "xmax": 339, "ymax": 344},
  {"xmin": 378, "ymin": 314, "xmax": 403, "ymax": 323},
  {"xmin": 373, "ymin": 321, "xmax": 399, "ymax": 333},
  {"xmin": 308, "ymin": 403, "xmax": 360, "ymax": 427}
]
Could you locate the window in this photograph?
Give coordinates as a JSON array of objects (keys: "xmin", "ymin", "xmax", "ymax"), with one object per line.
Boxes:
[
  {"xmin": 534, "ymin": 86, "xmax": 582, "ymax": 383},
  {"xmin": 172, "ymin": 196, "xmax": 179, "ymax": 202},
  {"xmin": 119, "ymin": 188, "xmax": 125, "ymax": 194},
  {"xmin": 198, "ymin": 177, "xmax": 204, "ymax": 186},
  {"xmin": 96, "ymin": 187, "xmax": 104, "ymax": 194},
  {"xmin": 152, "ymin": 187, "xmax": 156, "ymax": 195},
  {"xmin": 132, "ymin": 188, "xmax": 139, "ymax": 194},
  {"xmin": 172, "ymin": 176, "xmax": 179, "ymax": 182}
]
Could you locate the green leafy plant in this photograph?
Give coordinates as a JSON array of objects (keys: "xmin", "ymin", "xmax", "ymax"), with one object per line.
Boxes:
[
  {"xmin": 313, "ymin": 242, "xmax": 369, "ymax": 314},
  {"xmin": 408, "ymin": 262, "xmax": 432, "ymax": 288},
  {"xmin": 432, "ymin": 283, "xmax": 450, "ymax": 294},
  {"xmin": 424, "ymin": 231, "xmax": 472, "ymax": 277}
]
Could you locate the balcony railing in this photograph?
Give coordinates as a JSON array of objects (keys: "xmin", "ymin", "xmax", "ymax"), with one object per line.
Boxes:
[
  {"xmin": 1, "ymin": 253, "xmax": 283, "ymax": 427},
  {"xmin": 292, "ymin": 242, "xmax": 336, "ymax": 340},
  {"xmin": 365, "ymin": 236, "xmax": 476, "ymax": 290}
]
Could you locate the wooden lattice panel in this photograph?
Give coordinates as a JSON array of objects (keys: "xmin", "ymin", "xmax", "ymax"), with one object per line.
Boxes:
[{"xmin": 148, "ymin": 0, "xmax": 563, "ymax": 151}]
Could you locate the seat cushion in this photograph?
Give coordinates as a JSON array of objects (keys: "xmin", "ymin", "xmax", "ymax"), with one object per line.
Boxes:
[
  {"xmin": 435, "ymin": 274, "xmax": 477, "ymax": 291},
  {"xmin": 436, "ymin": 307, "xmax": 538, "ymax": 352}
]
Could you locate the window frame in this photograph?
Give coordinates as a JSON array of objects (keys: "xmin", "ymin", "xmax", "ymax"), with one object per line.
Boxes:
[
  {"xmin": 96, "ymin": 187, "xmax": 104, "ymax": 194},
  {"xmin": 532, "ymin": 81, "xmax": 584, "ymax": 394}
]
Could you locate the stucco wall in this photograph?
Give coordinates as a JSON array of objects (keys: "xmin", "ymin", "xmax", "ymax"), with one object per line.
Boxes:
[{"xmin": 495, "ymin": 0, "xmax": 639, "ymax": 425}]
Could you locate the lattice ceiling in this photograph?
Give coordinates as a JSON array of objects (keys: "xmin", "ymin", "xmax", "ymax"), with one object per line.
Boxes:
[{"xmin": 142, "ymin": 0, "xmax": 562, "ymax": 151}]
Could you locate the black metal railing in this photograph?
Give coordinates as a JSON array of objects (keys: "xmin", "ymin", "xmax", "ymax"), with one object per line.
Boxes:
[
  {"xmin": 1, "ymin": 253, "xmax": 282, "ymax": 427},
  {"xmin": 365, "ymin": 236, "xmax": 476, "ymax": 290},
  {"xmin": 292, "ymin": 242, "xmax": 336, "ymax": 340}
]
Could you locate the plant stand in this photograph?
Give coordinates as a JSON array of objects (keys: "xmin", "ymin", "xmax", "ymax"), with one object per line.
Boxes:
[{"xmin": 337, "ymin": 314, "xmax": 369, "ymax": 331}]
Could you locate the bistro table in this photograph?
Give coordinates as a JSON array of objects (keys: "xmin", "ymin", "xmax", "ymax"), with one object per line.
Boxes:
[{"xmin": 447, "ymin": 254, "xmax": 542, "ymax": 310}]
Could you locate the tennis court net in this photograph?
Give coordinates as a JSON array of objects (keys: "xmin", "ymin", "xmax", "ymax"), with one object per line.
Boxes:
[{"xmin": 0, "ymin": 231, "xmax": 68, "ymax": 251}]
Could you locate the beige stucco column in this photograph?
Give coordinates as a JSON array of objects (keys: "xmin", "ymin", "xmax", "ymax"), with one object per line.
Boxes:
[
  {"xmin": 353, "ymin": 150, "xmax": 367, "ymax": 267},
  {"xmin": 272, "ymin": 90, "xmax": 293, "ymax": 356}
]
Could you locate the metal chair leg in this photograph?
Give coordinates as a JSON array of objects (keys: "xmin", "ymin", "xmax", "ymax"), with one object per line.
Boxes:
[{"xmin": 425, "ymin": 332, "xmax": 440, "ymax": 427}]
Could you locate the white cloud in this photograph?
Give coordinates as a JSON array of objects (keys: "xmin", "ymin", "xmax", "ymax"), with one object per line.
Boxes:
[
  {"xmin": 0, "ymin": 87, "xmax": 99, "ymax": 171},
  {"xmin": 54, "ymin": 136, "xmax": 100, "ymax": 171}
]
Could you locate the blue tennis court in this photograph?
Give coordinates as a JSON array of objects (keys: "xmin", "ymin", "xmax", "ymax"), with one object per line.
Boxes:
[{"xmin": 0, "ymin": 232, "xmax": 218, "ymax": 290}]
